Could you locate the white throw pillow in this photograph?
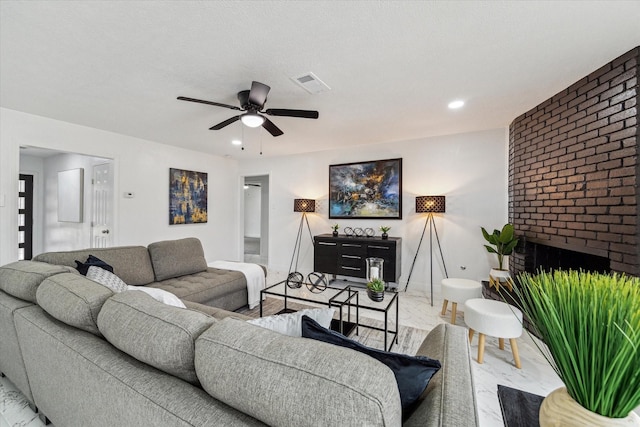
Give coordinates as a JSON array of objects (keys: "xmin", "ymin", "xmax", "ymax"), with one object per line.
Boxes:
[
  {"xmin": 126, "ymin": 286, "xmax": 186, "ymax": 309},
  {"xmin": 247, "ymin": 307, "xmax": 335, "ymax": 337},
  {"xmin": 86, "ymin": 266, "xmax": 128, "ymax": 293}
]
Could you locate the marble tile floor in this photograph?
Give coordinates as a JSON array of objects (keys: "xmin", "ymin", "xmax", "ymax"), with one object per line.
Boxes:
[{"xmin": 2, "ymin": 270, "xmax": 635, "ymax": 426}]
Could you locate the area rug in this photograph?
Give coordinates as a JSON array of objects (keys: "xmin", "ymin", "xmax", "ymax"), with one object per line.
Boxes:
[
  {"xmin": 497, "ymin": 384, "xmax": 544, "ymax": 427},
  {"xmin": 238, "ymin": 297, "xmax": 430, "ymax": 355}
]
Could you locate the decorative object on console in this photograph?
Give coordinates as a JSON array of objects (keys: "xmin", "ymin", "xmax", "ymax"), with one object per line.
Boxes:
[
  {"xmin": 169, "ymin": 168, "xmax": 208, "ymax": 225},
  {"xmin": 354, "ymin": 227, "xmax": 364, "ymax": 236},
  {"xmin": 331, "ymin": 224, "xmax": 339, "ymax": 237},
  {"xmin": 364, "ymin": 227, "xmax": 375, "ymax": 237},
  {"xmin": 379, "ymin": 226, "xmax": 391, "ymax": 239},
  {"xmin": 404, "ymin": 196, "xmax": 448, "ymax": 306},
  {"xmin": 343, "ymin": 226, "xmax": 354, "ymax": 236},
  {"xmin": 515, "ymin": 270, "xmax": 640, "ymax": 426},
  {"xmin": 329, "ymin": 158, "xmax": 402, "ymax": 219},
  {"xmin": 287, "ymin": 199, "xmax": 316, "ymax": 289},
  {"xmin": 481, "ymin": 223, "xmax": 518, "ymax": 291}
]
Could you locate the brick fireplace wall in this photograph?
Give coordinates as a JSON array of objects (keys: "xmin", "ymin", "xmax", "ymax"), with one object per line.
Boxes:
[{"xmin": 508, "ymin": 46, "xmax": 639, "ymax": 277}]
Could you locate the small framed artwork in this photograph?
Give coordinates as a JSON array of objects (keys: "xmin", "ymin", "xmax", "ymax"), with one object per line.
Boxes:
[
  {"xmin": 169, "ymin": 168, "xmax": 208, "ymax": 224},
  {"xmin": 329, "ymin": 158, "xmax": 402, "ymax": 219}
]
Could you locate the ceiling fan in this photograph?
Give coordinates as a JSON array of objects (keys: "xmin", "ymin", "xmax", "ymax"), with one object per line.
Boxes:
[{"xmin": 177, "ymin": 81, "xmax": 319, "ymax": 137}]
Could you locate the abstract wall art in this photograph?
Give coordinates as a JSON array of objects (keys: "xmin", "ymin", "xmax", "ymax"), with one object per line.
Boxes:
[
  {"xmin": 329, "ymin": 158, "xmax": 402, "ymax": 219},
  {"xmin": 169, "ymin": 168, "xmax": 208, "ymax": 225}
]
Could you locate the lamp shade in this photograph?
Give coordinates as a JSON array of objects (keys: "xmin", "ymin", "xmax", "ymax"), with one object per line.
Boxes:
[
  {"xmin": 294, "ymin": 199, "xmax": 315, "ymax": 213},
  {"xmin": 416, "ymin": 196, "xmax": 445, "ymax": 213}
]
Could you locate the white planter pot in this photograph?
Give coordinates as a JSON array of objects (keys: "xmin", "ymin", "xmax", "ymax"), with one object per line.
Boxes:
[
  {"xmin": 488, "ymin": 268, "xmax": 514, "ymax": 291},
  {"xmin": 540, "ymin": 387, "xmax": 640, "ymax": 427}
]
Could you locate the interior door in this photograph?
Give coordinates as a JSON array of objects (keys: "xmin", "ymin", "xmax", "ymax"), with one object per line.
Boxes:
[{"xmin": 91, "ymin": 162, "xmax": 114, "ymax": 248}]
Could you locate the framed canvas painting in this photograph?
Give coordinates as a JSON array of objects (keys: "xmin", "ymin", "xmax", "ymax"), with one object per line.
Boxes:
[
  {"xmin": 329, "ymin": 158, "xmax": 402, "ymax": 219},
  {"xmin": 169, "ymin": 168, "xmax": 208, "ymax": 224}
]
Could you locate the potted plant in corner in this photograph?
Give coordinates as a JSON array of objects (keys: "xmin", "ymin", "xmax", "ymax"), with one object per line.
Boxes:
[
  {"xmin": 515, "ymin": 270, "xmax": 640, "ymax": 426},
  {"xmin": 366, "ymin": 278, "xmax": 385, "ymax": 302},
  {"xmin": 481, "ymin": 223, "xmax": 518, "ymax": 291},
  {"xmin": 379, "ymin": 226, "xmax": 391, "ymax": 240},
  {"xmin": 331, "ymin": 224, "xmax": 339, "ymax": 237}
]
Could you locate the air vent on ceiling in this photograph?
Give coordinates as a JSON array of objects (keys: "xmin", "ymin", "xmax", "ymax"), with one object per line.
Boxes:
[{"xmin": 291, "ymin": 72, "xmax": 331, "ymax": 94}]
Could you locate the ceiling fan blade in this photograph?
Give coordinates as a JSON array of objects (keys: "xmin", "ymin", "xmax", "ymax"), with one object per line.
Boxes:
[
  {"xmin": 262, "ymin": 117, "xmax": 284, "ymax": 137},
  {"xmin": 210, "ymin": 115, "xmax": 241, "ymax": 130},
  {"xmin": 178, "ymin": 96, "xmax": 242, "ymax": 111},
  {"xmin": 248, "ymin": 81, "xmax": 271, "ymax": 107},
  {"xmin": 264, "ymin": 108, "xmax": 319, "ymax": 119}
]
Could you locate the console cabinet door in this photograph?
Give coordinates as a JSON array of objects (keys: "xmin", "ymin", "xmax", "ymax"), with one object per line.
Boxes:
[
  {"xmin": 367, "ymin": 242, "xmax": 400, "ymax": 283},
  {"xmin": 314, "ymin": 239, "xmax": 338, "ymax": 274}
]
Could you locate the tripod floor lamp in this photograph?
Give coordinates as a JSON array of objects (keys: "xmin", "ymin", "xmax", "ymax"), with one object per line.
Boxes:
[
  {"xmin": 404, "ymin": 195, "xmax": 448, "ymax": 306},
  {"xmin": 287, "ymin": 198, "xmax": 315, "ymax": 288}
]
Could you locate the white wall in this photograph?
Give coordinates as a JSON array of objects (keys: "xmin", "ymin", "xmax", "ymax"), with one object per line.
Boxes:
[
  {"xmin": 238, "ymin": 128, "xmax": 508, "ymax": 296},
  {"xmin": 0, "ymin": 108, "xmax": 240, "ymax": 265}
]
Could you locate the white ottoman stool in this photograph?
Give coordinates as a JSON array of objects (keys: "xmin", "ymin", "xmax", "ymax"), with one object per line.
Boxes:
[
  {"xmin": 440, "ymin": 278, "xmax": 483, "ymax": 325},
  {"xmin": 464, "ymin": 298, "xmax": 523, "ymax": 369}
]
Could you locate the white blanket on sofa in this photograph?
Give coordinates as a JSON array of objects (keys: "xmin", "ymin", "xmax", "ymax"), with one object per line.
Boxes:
[{"xmin": 208, "ymin": 261, "xmax": 266, "ymax": 309}]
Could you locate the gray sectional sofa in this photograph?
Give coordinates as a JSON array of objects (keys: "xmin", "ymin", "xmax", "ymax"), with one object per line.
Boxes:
[{"xmin": 0, "ymin": 238, "xmax": 479, "ymax": 426}]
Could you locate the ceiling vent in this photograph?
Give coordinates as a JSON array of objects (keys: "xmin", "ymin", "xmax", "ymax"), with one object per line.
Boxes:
[{"xmin": 291, "ymin": 72, "xmax": 331, "ymax": 94}]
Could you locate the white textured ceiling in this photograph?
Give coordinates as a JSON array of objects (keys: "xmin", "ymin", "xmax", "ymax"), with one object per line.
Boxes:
[{"xmin": 2, "ymin": 1, "xmax": 640, "ymax": 158}]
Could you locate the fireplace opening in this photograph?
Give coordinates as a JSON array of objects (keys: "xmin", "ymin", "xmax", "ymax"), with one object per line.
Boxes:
[{"xmin": 525, "ymin": 242, "xmax": 610, "ymax": 275}]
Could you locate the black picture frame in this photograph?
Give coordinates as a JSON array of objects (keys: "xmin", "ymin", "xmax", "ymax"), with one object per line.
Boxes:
[{"xmin": 329, "ymin": 158, "xmax": 402, "ymax": 219}]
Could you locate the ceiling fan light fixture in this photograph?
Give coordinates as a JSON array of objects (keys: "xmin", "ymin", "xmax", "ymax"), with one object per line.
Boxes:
[{"xmin": 241, "ymin": 113, "xmax": 265, "ymax": 128}]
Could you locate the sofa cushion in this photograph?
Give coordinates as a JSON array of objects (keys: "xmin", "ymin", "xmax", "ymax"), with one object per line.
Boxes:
[
  {"xmin": 147, "ymin": 238, "xmax": 208, "ymax": 281},
  {"xmin": 301, "ymin": 315, "xmax": 441, "ymax": 413},
  {"xmin": 0, "ymin": 261, "xmax": 72, "ymax": 302},
  {"xmin": 149, "ymin": 268, "xmax": 245, "ymax": 308},
  {"xmin": 195, "ymin": 318, "xmax": 402, "ymax": 427},
  {"xmin": 97, "ymin": 290, "xmax": 215, "ymax": 385},
  {"xmin": 36, "ymin": 272, "xmax": 114, "ymax": 336},
  {"xmin": 34, "ymin": 246, "xmax": 155, "ymax": 286}
]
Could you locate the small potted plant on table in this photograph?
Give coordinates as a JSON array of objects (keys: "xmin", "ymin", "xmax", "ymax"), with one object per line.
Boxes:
[
  {"xmin": 379, "ymin": 226, "xmax": 391, "ymax": 240},
  {"xmin": 366, "ymin": 278, "xmax": 385, "ymax": 302},
  {"xmin": 331, "ymin": 224, "xmax": 339, "ymax": 237}
]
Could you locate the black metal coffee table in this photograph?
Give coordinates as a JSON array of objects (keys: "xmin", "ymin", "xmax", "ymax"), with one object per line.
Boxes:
[{"xmin": 260, "ymin": 280, "xmax": 399, "ymax": 351}]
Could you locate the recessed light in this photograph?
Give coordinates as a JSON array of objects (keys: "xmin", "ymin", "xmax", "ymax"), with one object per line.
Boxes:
[
  {"xmin": 448, "ymin": 100, "xmax": 464, "ymax": 109},
  {"xmin": 232, "ymin": 139, "xmax": 242, "ymax": 146}
]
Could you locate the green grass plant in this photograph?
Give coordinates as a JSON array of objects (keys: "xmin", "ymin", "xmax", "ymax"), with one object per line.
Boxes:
[{"xmin": 515, "ymin": 270, "xmax": 640, "ymax": 418}]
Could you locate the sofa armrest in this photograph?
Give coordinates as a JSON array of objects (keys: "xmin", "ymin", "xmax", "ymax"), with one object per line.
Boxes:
[{"xmin": 404, "ymin": 323, "xmax": 479, "ymax": 427}]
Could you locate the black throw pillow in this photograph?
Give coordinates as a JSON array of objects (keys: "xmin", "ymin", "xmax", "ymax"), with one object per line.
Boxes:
[
  {"xmin": 301, "ymin": 315, "xmax": 441, "ymax": 413},
  {"xmin": 75, "ymin": 255, "xmax": 114, "ymax": 276}
]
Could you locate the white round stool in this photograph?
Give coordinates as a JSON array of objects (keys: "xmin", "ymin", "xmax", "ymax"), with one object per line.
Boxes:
[
  {"xmin": 464, "ymin": 298, "xmax": 523, "ymax": 369},
  {"xmin": 440, "ymin": 278, "xmax": 483, "ymax": 325}
]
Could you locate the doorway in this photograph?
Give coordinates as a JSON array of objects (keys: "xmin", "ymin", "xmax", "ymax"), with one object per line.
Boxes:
[
  {"xmin": 19, "ymin": 146, "xmax": 114, "ymax": 255},
  {"xmin": 243, "ymin": 175, "xmax": 269, "ymax": 265}
]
